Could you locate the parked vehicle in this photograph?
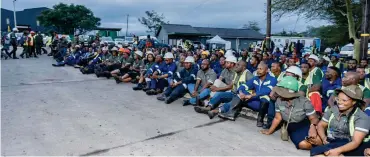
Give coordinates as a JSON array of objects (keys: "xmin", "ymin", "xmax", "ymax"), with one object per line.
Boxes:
[
  {"xmin": 339, "ymin": 43, "xmax": 370, "ymax": 58},
  {"xmin": 124, "ymin": 36, "xmax": 134, "ymax": 45},
  {"xmin": 114, "ymin": 38, "xmax": 124, "ymax": 45},
  {"xmin": 137, "ymin": 39, "xmax": 169, "ymax": 49}
]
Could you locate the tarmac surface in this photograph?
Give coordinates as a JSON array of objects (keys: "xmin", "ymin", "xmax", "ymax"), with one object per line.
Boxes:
[{"xmin": 1, "ymin": 50, "xmax": 308, "ymax": 156}]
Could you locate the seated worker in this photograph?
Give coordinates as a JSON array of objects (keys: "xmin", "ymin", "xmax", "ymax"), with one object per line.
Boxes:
[
  {"xmin": 193, "ymin": 55, "xmax": 237, "ymax": 112},
  {"xmin": 359, "ymin": 58, "xmax": 369, "ymax": 74},
  {"xmin": 311, "ymin": 85, "xmax": 370, "ymax": 156},
  {"xmin": 132, "ymin": 51, "xmax": 156, "ymax": 90},
  {"xmin": 304, "ymin": 54, "xmax": 324, "ymax": 114},
  {"xmin": 321, "ymin": 66, "xmax": 342, "ymax": 112},
  {"xmin": 270, "ymin": 61, "xmax": 283, "ymax": 81},
  {"xmin": 343, "ymin": 59, "xmax": 358, "ymax": 75},
  {"xmin": 260, "ymin": 76, "xmax": 320, "ymax": 150},
  {"xmin": 114, "ymin": 50, "xmax": 144, "ymax": 83},
  {"xmin": 218, "ymin": 63, "xmax": 277, "ymax": 127},
  {"xmin": 157, "ymin": 56, "xmax": 198, "ymax": 104},
  {"xmin": 183, "ymin": 59, "xmax": 217, "ymax": 106},
  {"xmin": 200, "ymin": 50, "xmax": 209, "ymax": 65},
  {"xmin": 106, "ymin": 48, "xmax": 132, "ymax": 79},
  {"xmin": 328, "ymin": 72, "xmax": 370, "ymax": 109},
  {"xmin": 74, "ymin": 47, "xmax": 96, "ymax": 68},
  {"xmin": 212, "ymin": 56, "xmax": 225, "ymax": 78},
  {"xmin": 358, "ymin": 66, "xmax": 370, "ymax": 89},
  {"xmin": 52, "ymin": 45, "xmax": 82, "ymax": 67},
  {"xmin": 176, "ymin": 54, "xmax": 186, "ymax": 73},
  {"xmin": 199, "ymin": 60, "xmax": 253, "ymax": 119},
  {"xmin": 328, "ymin": 53, "xmax": 344, "ymax": 72},
  {"xmin": 247, "ymin": 55, "xmax": 260, "ymax": 75},
  {"xmin": 80, "ymin": 48, "xmax": 105, "ymax": 74},
  {"xmin": 95, "ymin": 47, "xmax": 122, "ymax": 77},
  {"xmin": 146, "ymin": 52, "xmax": 177, "ymax": 95}
]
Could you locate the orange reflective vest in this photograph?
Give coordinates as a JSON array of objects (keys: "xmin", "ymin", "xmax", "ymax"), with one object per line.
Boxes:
[{"xmin": 27, "ymin": 35, "xmax": 34, "ymax": 46}]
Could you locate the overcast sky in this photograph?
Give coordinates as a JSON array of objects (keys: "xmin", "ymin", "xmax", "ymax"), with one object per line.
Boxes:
[{"xmin": 2, "ymin": 0, "xmax": 329, "ymax": 35}]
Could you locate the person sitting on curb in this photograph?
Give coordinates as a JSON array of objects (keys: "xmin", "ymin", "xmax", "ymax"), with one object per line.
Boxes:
[
  {"xmin": 218, "ymin": 62, "xmax": 277, "ymax": 128},
  {"xmin": 183, "ymin": 59, "xmax": 217, "ymax": 106},
  {"xmin": 146, "ymin": 52, "xmax": 177, "ymax": 95},
  {"xmin": 114, "ymin": 50, "xmax": 144, "ymax": 84},
  {"xmin": 311, "ymin": 85, "xmax": 370, "ymax": 156},
  {"xmin": 157, "ymin": 56, "xmax": 198, "ymax": 104},
  {"xmin": 132, "ymin": 51, "xmax": 156, "ymax": 90},
  {"xmin": 260, "ymin": 76, "xmax": 321, "ymax": 150}
]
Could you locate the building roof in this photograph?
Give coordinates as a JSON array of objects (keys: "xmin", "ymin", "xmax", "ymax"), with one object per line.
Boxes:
[
  {"xmin": 156, "ymin": 24, "xmax": 264, "ymax": 39},
  {"xmin": 156, "ymin": 24, "xmax": 210, "ymax": 36},
  {"xmin": 1, "ymin": 7, "xmax": 49, "ymax": 32},
  {"xmin": 194, "ymin": 27, "xmax": 264, "ymax": 39},
  {"xmin": 95, "ymin": 27, "xmax": 122, "ymax": 31}
]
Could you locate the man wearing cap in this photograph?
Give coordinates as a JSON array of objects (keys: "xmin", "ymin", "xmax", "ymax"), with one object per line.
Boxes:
[
  {"xmin": 321, "ymin": 66, "xmax": 342, "ymax": 113},
  {"xmin": 183, "ymin": 59, "xmax": 217, "ymax": 106},
  {"xmin": 305, "ymin": 54, "xmax": 324, "ymax": 113},
  {"xmin": 157, "ymin": 56, "xmax": 198, "ymax": 104},
  {"xmin": 219, "ymin": 63, "xmax": 277, "ymax": 127},
  {"xmin": 9, "ymin": 28, "xmax": 19, "ymax": 59},
  {"xmin": 328, "ymin": 54, "xmax": 344, "ymax": 72},
  {"xmin": 146, "ymin": 52, "xmax": 177, "ymax": 95},
  {"xmin": 198, "ymin": 60, "xmax": 253, "ymax": 119}
]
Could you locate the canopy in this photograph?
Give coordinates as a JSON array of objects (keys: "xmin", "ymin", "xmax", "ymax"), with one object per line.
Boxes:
[{"xmin": 206, "ymin": 35, "xmax": 231, "ymax": 50}]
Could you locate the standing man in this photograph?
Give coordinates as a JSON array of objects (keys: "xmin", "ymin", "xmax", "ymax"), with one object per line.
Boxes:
[
  {"xmin": 35, "ymin": 31, "xmax": 43, "ymax": 55},
  {"xmin": 28, "ymin": 31, "xmax": 37, "ymax": 58},
  {"xmin": 9, "ymin": 28, "xmax": 19, "ymax": 59}
]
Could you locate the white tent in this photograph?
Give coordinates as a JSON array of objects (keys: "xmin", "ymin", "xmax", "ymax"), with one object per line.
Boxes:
[{"xmin": 206, "ymin": 35, "xmax": 231, "ymax": 50}]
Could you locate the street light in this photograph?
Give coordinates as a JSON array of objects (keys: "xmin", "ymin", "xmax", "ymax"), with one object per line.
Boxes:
[{"xmin": 13, "ymin": 0, "xmax": 17, "ymax": 28}]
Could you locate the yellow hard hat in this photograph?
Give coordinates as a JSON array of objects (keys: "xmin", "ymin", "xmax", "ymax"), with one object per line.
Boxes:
[
  {"xmin": 201, "ymin": 51, "xmax": 210, "ymax": 56},
  {"xmin": 219, "ymin": 50, "xmax": 224, "ymax": 55}
]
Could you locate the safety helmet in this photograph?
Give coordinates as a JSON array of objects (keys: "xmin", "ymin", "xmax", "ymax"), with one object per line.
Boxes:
[
  {"xmin": 146, "ymin": 51, "xmax": 154, "ymax": 56},
  {"xmin": 119, "ymin": 48, "xmax": 125, "ymax": 53},
  {"xmin": 135, "ymin": 50, "xmax": 143, "ymax": 57},
  {"xmin": 308, "ymin": 54, "xmax": 319, "ymax": 62},
  {"xmin": 225, "ymin": 55, "xmax": 237, "ymax": 63},
  {"xmin": 201, "ymin": 51, "xmax": 210, "ymax": 56},
  {"xmin": 219, "ymin": 49, "xmax": 225, "ymax": 55},
  {"xmin": 225, "ymin": 50, "xmax": 234, "ymax": 58},
  {"xmin": 286, "ymin": 66, "xmax": 302, "ymax": 78},
  {"xmin": 184, "ymin": 56, "xmax": 195, "ymax": 63},
  {"xmin": 30, "ymin": 31, "xmax": 35, "ymax": 34},
  {"xmin": 111, "ymin": 47, "xmax": 118, "ymax": 51},
  {"xmin": 12, "ymin": 28, "xmax": 18, "ymax": 31},
  {"xmin": 277, "ymin": 76, "xmax": 299, "ymax": 92},
  {"xmin": 100, "ymin": 41, "xmax": 104, "ymax": 45},
  {"xmin": 164, "ymin": 52, "xmax": 174, "ymax": 59}
]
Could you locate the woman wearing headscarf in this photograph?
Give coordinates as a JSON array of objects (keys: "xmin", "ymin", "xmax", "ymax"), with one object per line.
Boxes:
[
  {"xmin": 311, "ymin": 85, "xmax": 370, "ymax": 156},
  {"xmin": 260, "ymin": 76, "xmax": 321, "ymax": 150}
]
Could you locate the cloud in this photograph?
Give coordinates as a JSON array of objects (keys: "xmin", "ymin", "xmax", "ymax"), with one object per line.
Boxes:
[{"xmin": 1, "ymin": 0, "xmax": 329, "ymax": 35}]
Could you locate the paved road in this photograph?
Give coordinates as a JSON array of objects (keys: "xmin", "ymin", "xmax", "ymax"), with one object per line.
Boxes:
[{"xmin": 1, "ymin": 54, "xmax": 308, "ymax": 156}]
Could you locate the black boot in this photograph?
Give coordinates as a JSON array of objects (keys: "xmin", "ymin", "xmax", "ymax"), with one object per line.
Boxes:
[
  {"xmin": 165, "ymin": 97, "xmax": 175, "ymax": 104},
  {"xmin": 133, "ymin": 83, "xmax": 143, "ymax": 90},
  {"xmin": 114, "ymin": 76, "xmax": 122, "ymax": 84},
  {"xmin": 257, "ymin": 101, "xmax": 269, "ymax": 127},
  {"xmin": 207, "ymin": 111, "xmax": 218, "ymax": 119},
  {"xmin": 263, "ymin": 117, "xmax": 273, "ymax": 129},
  {"xmin": 218, "ymin": 95, "xmax": 242, "ymax": 121},
  {"xmin": 183, "ymin": 99, "xmax": 191, "ymax": 106},
  {"xmin": 157, "ymin": 94, "xmax": 166, "ymax": 101}
]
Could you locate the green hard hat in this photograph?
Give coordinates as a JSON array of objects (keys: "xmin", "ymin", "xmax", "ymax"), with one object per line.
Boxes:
[{"xmin": 277, "ymin": 76, "xmax": 299, "ymax": 92}]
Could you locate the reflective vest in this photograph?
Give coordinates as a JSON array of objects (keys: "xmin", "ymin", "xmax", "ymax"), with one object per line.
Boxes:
[
  {"xmin": 26, "ymin": 35, "xmax": 34, "ymax": 46},
  {"xmin": 304, "ymin": 67, "xmax": 324, "ymax": 98},
  {"xmin": 327, "ymin": 108, "xmax": 370, "ymax": 142},
  {"xmin": 233, "ymin": 69, "xmax": 248, "ymax": 90}
]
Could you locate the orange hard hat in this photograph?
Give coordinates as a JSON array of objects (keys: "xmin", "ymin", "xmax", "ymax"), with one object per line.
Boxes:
[
  {"xmin": 30, "ymin": 31, "xmax": 35, "ymax": 34},
  {"xmin": 123, "ymin": 48, "xmax": 130, "ymax": 53},
  {"xmin": 119, "ymin": 48, "xmax": 125, "ymax": 52}
]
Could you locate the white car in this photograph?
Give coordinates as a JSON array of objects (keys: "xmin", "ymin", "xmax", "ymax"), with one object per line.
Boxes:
[
  {"xmin": 124, "ymin": 37, "xmax": 134, "ymax": 45},
  {"xmin": 339, "ymin": 43, "xmax": 370, "ymax": 58}
]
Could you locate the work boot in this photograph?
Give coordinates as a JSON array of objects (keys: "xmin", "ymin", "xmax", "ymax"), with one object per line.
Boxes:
[
  {"xmin": 165, "ymin": 97, "xmax": 175, "ymax": 104},
  {"xmin": 182, "ymin": 99, "xmax": 191, "ymax": 106},
  {"xmin": 157, "ymin": 94, "xmax": 166, "ymax": 101},
  {"xmin": 20, "ymin": 54, "xmax": 24, "ymax": 58},
  {"xmin": 146, "ymin": 89, "xmax": 157, "ymax": 95},
  {"xmin": 34, "ymin": 55, "xmax": 38, "ymax": 58},
  {"xmin": 13, "ymin": 56, "xmax": 19, "ymax": 59},
  {"xmin": 263, "ymin": 117, "xmax": 273, "ymax": 129},
  {"xmin": 114, "ymin": 76, "xmax": 122, "ymax": 84},
  {"xmin": 133, "ymin": 83, "xmax": 143, "ymax": 90},
  {"xmin": 218, "ymin": 95, "xmax": 242, "ymax": 121},
  {"xmin": 194, "ymin": 106, "xmax": 210, "ymax": 114},
  {"xmin": 196, "ymin": 96, "xmax": 205, "ymax": 106},
  {"xmin": 257, "ymin": 102, "xmax": 269, "ymax": 127},
  {"xmin": 207, "ymin": 110, "xmax": 218, "ymax": 119}
]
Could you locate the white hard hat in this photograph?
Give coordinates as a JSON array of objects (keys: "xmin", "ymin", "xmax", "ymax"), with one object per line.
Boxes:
[
  {"xmin": 135, "ymin": 50, "xmax": 143, "ymax": 57},
  {"xmin": 184, "ymin": 56, "xmax": 195, "ymax": 63},
  {"xmin": 225, "ymin": 55, "xmax": 237, "ymax": 63},
  {"xmin": 308, "ymin": 54, "xmax": 319, "ymax": 62},
  {"xmin": 172, "ymin": 47, "xmax": 177, "ymax": 51},
  {"xmin": 111, "ymin": 47, "xmax": 118, "ymax": 51},
  {"xmin": 146, "ymin": 51, "xmax": 154, "ymax": 55},
  {"xmin": 100, "ymin": 41, "xmax": 104, "ymax": 45},
  {"xmin": 225, "ymin": 50, "xmax": 234, "ymax": 57},
  {"xmin": 286, "ymin": 66, "xmax": 302, "ymax": 78},
  {"xmin": 12, "ymin": 28, "xmax": 18, "ymax": 31},
  {"xmin": 324, "ymin": 48, "xmax": 332, "ymax": 53},
  {"xmin": 128, "ymin": 47, "xmax": 133, "ymax": 50},
  {"xmin": 102, "ymin": 47, "xmax": 108, "ymax": 51},
  {"xmin": 164, "ymin": 52, "xmax": 174, "ymax": 59},
  {"xmin": 75, "ymin": 45, "xmax": 80, "ymax": 48},
  {"xmin": 322, "ymin": 56, "xmax": 330, "ymax": 62}
]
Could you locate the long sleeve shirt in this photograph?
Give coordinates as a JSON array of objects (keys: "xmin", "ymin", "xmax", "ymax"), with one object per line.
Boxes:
[
  {"xmin": 157, "ymin": 62, "xmax": 177, "ymax": 78},
  {"xmin": 238, "ymin": 74, "xmax": 277, "ymax": 100},
  {"xmin": 173, "ymin": 65, "xmax": 198, "ymax": 85}
]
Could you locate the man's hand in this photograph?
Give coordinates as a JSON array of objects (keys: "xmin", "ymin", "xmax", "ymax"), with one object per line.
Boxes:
[
  {"xmin": 210, "ymin": 85, "xmax": 218, "ymax": 92},
  {"xmin": 191, "ymin": 91, "xmax": 198, "ymax": 97},
  {"xmin": 260, "ymin": 129, "xmax": 272, "ymax": 135},
  {"xmin": 324, "ymin": 148, "xmax": 342, "ymax": 156},
  {"xmin": 364, "ymin": 148, "xmax": 370, "ymax": 157}
]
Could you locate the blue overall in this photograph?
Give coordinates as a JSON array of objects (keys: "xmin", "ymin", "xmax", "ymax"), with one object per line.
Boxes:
[
  {"xmin": 322, "ymin": 77, "xmax": 341, "ymax": 111},
  {"xmin": 149, "ymin": 62, "xmax": 177, "ymax": 90},
  {"xmin": 164, "ymin": 65, "xmax": 198, "ymax": 100}
]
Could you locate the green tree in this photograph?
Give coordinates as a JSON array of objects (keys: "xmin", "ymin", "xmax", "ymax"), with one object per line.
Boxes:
[
  {"xmin": 272, "ymin": 0, "xmax": 363, "ymax": 60},
  {"xmin": 37, "ymin": 3, "xmax": 101, "ymax": 34},
  {"xmin": 242, "ymin": 21, "xmax": 261, "ymax": 32},
  {"xmin": 138, "ymin": 10, "xmax": 169, "ymax": 34}
]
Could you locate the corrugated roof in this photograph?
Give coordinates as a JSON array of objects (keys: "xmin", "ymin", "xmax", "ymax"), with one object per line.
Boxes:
[
  {"xmin": 194, "ymin": 27, "xmax": 264, "ymax": 39},
  {"xmin": 161, "ymin": 24, "xmax": 200, "ymax": 34}
]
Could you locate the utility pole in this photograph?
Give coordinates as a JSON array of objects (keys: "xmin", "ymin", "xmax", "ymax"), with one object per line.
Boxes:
[
  {"xmin": 360, "ymin": 0, "xmax": 369, "ymax": 59},
  {"xmin": 126, "ymin": 14, "xmax": 129, "ymax": 37},
  {"xmin": 13, "ymin": 0, "xmax": 17, "ymax": 28},
  {"xmin": 266, "ymin": 0, "xmax": 272, "ymax": 51}
]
